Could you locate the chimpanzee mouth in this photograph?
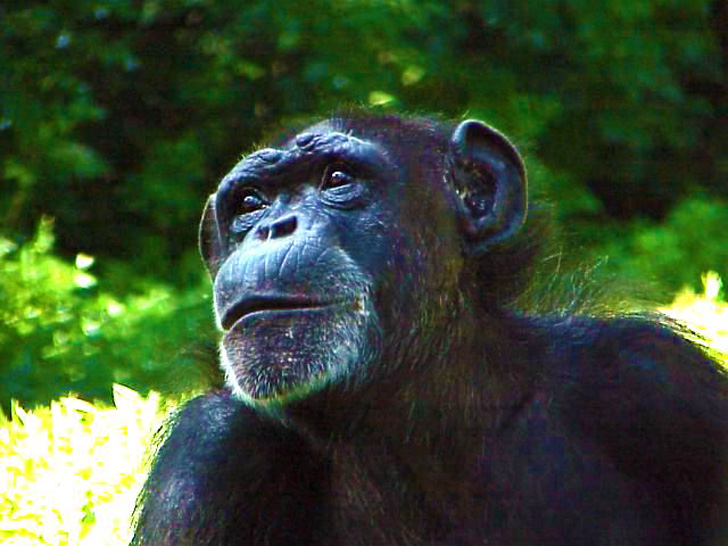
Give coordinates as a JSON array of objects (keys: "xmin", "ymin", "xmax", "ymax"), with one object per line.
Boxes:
[{"xmin": 221, "ymin": 296, "xmax": 346, "ymax": 330}]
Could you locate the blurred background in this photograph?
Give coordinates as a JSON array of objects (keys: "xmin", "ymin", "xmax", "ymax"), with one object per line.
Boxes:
[{"xmin": 1, "ymin": 0, "xmax": 727, "ymax": 409}]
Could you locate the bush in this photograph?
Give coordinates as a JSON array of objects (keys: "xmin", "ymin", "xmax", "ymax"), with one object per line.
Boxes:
[{"xmin": 0, "ymin": 220, "xmax": 216, "ymax": 409}]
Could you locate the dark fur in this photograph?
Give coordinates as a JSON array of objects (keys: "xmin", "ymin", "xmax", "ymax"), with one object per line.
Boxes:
[{"xmin": 133, "ymin": 113, "xmax": 728, "ymax": 545}]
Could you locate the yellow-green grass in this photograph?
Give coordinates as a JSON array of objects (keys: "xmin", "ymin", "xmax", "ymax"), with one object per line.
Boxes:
[{"xmin": 0, "ymin": 386, "xmax": 169, "ymax": 545}]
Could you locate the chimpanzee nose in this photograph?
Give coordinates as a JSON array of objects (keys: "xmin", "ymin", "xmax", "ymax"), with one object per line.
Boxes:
[{"xmin": 256, "ymin": 214, "xmax": 298, "ymax": 241}]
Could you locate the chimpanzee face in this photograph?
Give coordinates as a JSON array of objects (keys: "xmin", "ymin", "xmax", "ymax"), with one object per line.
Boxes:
[{"xmin": 199, "ymin": 117, "xmax": 526, "ymax": 404}]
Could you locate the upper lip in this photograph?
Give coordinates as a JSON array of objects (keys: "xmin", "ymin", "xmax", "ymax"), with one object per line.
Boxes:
[{"xmin": 220, "ymin": 296, "xmax": 333, "ymax": 330}]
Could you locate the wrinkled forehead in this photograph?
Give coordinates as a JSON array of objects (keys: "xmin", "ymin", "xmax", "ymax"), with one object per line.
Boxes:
[
  {"xmin": 293, "ymin": 115, "xmax": 452, "ymax": 157},
  {"xmin": 217, "ymin": 120, "xmax": 391, "ymax": 196},
  {"xmin": 270, "ymin": 119, "xmax": 345, "ymax": 150},
  {"xmin": 288, "ymin": 119, "xmax": 339, "ymax": 144}
]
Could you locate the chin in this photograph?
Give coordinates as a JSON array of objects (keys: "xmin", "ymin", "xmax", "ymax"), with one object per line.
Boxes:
[{"xmin": 221, "ymin": 301, "xmax": 380, "ymax": 403}]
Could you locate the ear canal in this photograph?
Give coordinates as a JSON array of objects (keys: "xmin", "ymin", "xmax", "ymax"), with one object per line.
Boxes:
[
  {"xmin": 449, "ymin": 120, "xmax": 528, "ymax": 253},
  {"xmin": 199, "ymin": 194, "xmax": 223, "ymax": 278}
]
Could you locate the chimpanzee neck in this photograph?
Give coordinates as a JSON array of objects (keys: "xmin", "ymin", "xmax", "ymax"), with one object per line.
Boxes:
[
  {"xmin": 283, "ymin": 309, "xmax": 540, "ymax": 542},
  {"xmin": 288, "ymin": 305, "xmax": 537, "ymax": 433}
]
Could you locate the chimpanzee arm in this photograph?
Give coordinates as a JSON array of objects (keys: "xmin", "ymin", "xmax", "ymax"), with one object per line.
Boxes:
[
  {"xmin": 563, "ymin": 318, "xmax": 728, "ymax": 544},
  {"xmin": 132, "ymin": 391, "xmax": 327, "ymax": 546}
]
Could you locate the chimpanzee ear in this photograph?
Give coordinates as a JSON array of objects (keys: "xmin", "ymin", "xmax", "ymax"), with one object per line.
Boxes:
[
  {"xmin": 199, "ymin": 194, "xmax": 223, "ymax": 279},
  {"xmin": 448, "ymin": 120, "xmax": 528, "ymax": 254}
]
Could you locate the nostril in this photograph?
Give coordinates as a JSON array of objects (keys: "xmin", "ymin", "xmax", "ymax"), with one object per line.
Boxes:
[
  {"xmin": 255, "ymin": 225, "xmax": 270, "ymax": 241},
  {"xmin": 270, "ymin": 215, "xmax": 297, "ymax": 239}
]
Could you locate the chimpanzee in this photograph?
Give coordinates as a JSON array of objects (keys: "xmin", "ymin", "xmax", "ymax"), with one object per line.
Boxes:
[{"xmin": 133, "ymin": 112, "xmax": 728, "ymax": 545}]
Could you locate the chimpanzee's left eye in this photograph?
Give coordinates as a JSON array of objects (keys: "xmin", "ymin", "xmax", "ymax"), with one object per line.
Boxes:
[{"xmin": 321, "ymin": 164, "xmax": 354, "ymax": 189}]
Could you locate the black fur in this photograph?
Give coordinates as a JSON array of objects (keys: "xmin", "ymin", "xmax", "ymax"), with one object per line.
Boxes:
[{"xmin": 133, "ymin": 113, "xmax": 728, "ymax": 545}]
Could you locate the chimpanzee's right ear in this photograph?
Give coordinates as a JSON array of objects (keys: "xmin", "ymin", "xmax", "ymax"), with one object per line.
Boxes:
[
  {"xmin": 199, "ymin": 194, "xmax": 224, "ymax": 279},
  {"xmin": 448, "ymin": 120, "xmax": 528, "ymax": 254}
]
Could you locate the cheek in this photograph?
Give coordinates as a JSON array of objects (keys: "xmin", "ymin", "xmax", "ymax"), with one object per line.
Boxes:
[{"xmin": 374, "ymin": 218, "xmax": 464, "ymax": 344}]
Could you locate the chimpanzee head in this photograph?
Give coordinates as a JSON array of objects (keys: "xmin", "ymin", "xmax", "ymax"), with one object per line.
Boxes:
[{"xmin": 199, "ymin": 114, "xmax": 527, "ymax": 405}]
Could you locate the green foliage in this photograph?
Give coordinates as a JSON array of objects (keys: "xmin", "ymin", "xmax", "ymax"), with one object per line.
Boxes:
[
  {"xmin": 593, "ymin": 197, "xmax": 728, "ymax": 293},
  {"xmin": 0, "ymin": 220, "xmax": 215, "ymax": 409},
  {"xmin": 2, "ymin": 0, "xmax": 726, "ymax": 276},
  {"xmin": 1, "ymin": 0, "xmax": 726, "ymax": 403}
]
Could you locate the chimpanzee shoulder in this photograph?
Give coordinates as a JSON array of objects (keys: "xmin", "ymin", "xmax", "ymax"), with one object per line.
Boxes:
[{"xmin": 469, "ymin": 314, "xmax": 727, "ymax": 544}]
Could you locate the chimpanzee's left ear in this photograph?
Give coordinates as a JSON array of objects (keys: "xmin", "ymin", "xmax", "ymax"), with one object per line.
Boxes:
[
  {"xmin": 448, "ymin": 120, "xmax": 528, "ymax": 254},
  {"xmin": 199, "ymin": 194, "xmax": 224, "ymax": 279}
]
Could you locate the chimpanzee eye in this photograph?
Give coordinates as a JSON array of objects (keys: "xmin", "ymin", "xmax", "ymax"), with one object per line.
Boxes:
[
  {"xmin": 321, "ymin": 164, "xmax": 354, "ymax": 189},
  {"xmin": 235, "ymin": 189, "xmax": 267, "ymax": 216},
  {"xmin": 230, "ymin": 189, "xmax": 267, "ymax": 235}
]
